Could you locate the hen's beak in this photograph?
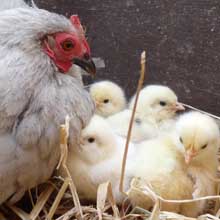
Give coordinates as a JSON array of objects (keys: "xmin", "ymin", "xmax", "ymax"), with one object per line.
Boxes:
[
  {"xmin": 184, "ymin": 150, "xmax": 197, "ymax": 164},
  {"xmin": 73, "ymin": 57, "xmax": 96, "ymax": 76}
]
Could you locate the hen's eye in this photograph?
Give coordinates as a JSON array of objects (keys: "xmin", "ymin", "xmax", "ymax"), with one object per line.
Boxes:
[
  {"xmin": 159, "ymin": 101, "xmax": 167, "ymax": 106},
  {"xmin": 88, "ymin": 137, "xmax": 95, "ymax": 143},
  {"xmin": 179, "ymin": 137, "xmax": 183, "ymax": 143},
  {"xmin": 201, "ymin": 144, "xmax": 207, "ymax": 149},
  {"xmin": 61, "ymin": 40, "xmax": 75, "ymax": 51},
  {"xmin": 103, "ymin": 99, "xmax": 109, "ymax": 104}
]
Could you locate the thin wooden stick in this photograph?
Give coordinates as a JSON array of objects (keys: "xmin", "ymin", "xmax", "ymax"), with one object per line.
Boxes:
[
  {"xmin": 30, "ymin": 185, "xmax": 54, "ymax": 220},
  {"xmin": 215, "ymin": 207, "xmax": 220, "ymax": 218},
  {"xmin": 133, "ymin": 181, "xmax": 220, "ymax": 204},
  {"xmin": 56, "ymin": 116, "xmax": 70, "ymax": 170},
  {"xmin": 160, "ymin": 211, "xmax": 196, "ymax": 220},
  {"xmin": 7, "ymin": 205, "xmax": 30, "ymax": 220},
  {"xmin": 119, "ymin": 51, "xmax": 146, "ymax": 194},
  {"xmin": 47, "ymin": 178, "xmax": 69, "ymax": 220},
  {"xmin": 181, "ymin": 103, "xmax": 220, "ymax": 120},
  {"xmin": 150, "ymin": 200, "xmax": 160, "ymax": 220},
  {"xmin": 97, "ymin": 182, "xmax": 120, "ymax": 220},
  {"xmin": 7, "ymin": 185, "xmax": 54, "ymax": 220},
  {"xmin": 28, "ymin": 189, "xmax": 35, "ymax": 208},
  {"xmin": 56, "ymin": 115, "xmax": 83, "ymax": 219},
  {"xmin": 63, "ymin": 166, "xmax": 83, "ymax": 219}
]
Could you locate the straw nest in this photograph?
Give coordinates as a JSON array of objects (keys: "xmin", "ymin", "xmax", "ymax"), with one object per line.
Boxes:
[
  {"xmin": 1, "ymin": 51, "xmax": 220, "ymax": 220},
  {"xmin": 1, "ymin": 116, "xmax": 220, "ymax": 220}
]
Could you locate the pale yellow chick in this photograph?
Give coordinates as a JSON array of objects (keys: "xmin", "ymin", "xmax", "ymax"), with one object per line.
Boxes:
[
  {"xmin": 128, "ymin": 134, "xmax": 193, "ymax": 213},
  {"xmin": 107, "ymin": 85, "xmax": 184, "ymax": 142},
  {"xmin": 62, "ymin": 115, "xmax": 134, "ymax": 203},
  {"xmin": 89, "ymin": 81, "xmax": 126, "ymax": 117},
  {"xmin": 107, "ymin": 109, "xmax": 158, "ymax": 142},
  {"xmin": 175, "ymin": 111, "xmax": 220, "ymax": 217},
  {"xmin": 129, "ymin": 85, "xmax": 185, "ymax": 130}
]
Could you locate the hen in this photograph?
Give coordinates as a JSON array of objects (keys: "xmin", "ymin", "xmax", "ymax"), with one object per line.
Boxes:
[
  {"xmin": 0, "ymin": 0, "xmax": 28, "ymax": 11},
  {"xmin": 0, "ymin": 4, "xmax": 95, "ymax": 204}
]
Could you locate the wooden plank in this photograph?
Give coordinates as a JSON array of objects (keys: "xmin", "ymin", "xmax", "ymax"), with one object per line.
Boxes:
[{"xmin": 36, "ymin": 0, "xmax": 220, "ymax": 115}]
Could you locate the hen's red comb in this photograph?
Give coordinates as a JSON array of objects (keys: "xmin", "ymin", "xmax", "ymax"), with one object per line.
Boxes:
[
  {"xmin": 70, "ymin": 15, "xmax": 82, "ymax": 30},
  {"xmin": 70, "ymin": 15, "xmax": 90, "ymax": 55}
]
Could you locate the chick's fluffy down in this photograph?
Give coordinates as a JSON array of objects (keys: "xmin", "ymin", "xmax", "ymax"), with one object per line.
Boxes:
[
  {"xmin": 128, "ymin": 135, "xmax": 193, "ymax": 213},
  {"xmin": 59, "ymin": 115, "xmax": 135, "ymax": 203},
  {"xmin": 107, "ymin": 109, "xmax": 158, "ymax": 142},
  {"xmin": 90, "ymin": 81, "xmax": 126, "ymax": 117}
]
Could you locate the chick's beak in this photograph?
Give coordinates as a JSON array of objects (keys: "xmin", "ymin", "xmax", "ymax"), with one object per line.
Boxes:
[
  {"xmin": 95, "ymin": 102, "xmax": 100, "ymax": 108},
  {"xmin": 174, "ymin": 102, "xmax": 185, "ymax": 111},
  {"xmin": 79, "ymin": 138, "xmax": 84, "ymax": 146},
  {"xmin": 95, "ymin": 101, "xmax": 102, "ymax": 108},
  {"xmin": 184, "ymin": 150, "xmax": 197, "ymax": 164},
  {"xmin": 73, "ymin": 56, "xmax": 96, "ymax": 76},
  {"xmin": 77, "ymin": 138, "xmax": 84, "ymax": 151}
]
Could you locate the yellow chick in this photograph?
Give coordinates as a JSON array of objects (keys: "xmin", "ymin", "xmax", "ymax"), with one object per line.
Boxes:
[
  {"xmin": 107, "ymin": 85, "xmax": 184, "ymax": 142},
  {"xmin": 62, "ymin": 115, "xmax": 134, "ymax": 203},
  {"xmin": 107, "ymin": 109, "xmax": 158, "ymax": 142},
  {"xmin": 175, "ymin": 111, "xmax": 220, "ymax": 217},
  {"xmin": 89, "ymin": 81, "xmax": 126, "ymax": 117},
  {"xmin": 128, "ymin": 134, "xmax": 194, "ymax": 213},
  {"xmin": 129, "ymin": 85, "xmax": 185, "ymax": 129}
]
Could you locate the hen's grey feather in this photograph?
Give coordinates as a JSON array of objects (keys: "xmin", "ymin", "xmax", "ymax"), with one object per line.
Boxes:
[
  {"xmin": 0, "ymin": 0, "xmax": 29, "ymax": 11},
  {"xmin": 0, "ymin": 7, "xmax": 95, "ymax": 204}
]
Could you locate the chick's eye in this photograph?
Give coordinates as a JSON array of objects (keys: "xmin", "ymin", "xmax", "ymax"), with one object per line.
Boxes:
[
  {"xmin": 88, "ymin": 137, "xmax": 95, "ymax": 143},
  {"xmin": 159, "ymin": 101, "xmax": 167, "ymax": 106},
  {"xmin": 103, "ymin": 99, "xmax": 109, "ymax": 104},
  {"xmin": 179, "ymin": 137, "xmax": 183, "ymax": 143},
  {"xmin": 201, "ymin": 144, "xmax": 207, "ymax": 149},
  {"xmin": 135, "ymin": 118, "xmax": 142, "ymax": 124},
  {"xmin": 61, "ymin": 40, "xmax": 75, "ymax": 51}
]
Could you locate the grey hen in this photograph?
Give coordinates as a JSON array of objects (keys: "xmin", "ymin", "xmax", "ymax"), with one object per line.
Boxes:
[{"xmin": 0, "ymin": 3, "xmax": 95, "ymax": 204}]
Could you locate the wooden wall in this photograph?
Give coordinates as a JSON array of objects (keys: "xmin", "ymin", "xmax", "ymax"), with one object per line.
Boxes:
[{"xmin": 36, "ymin": 0, "xmax": 220, "ymax": 115}]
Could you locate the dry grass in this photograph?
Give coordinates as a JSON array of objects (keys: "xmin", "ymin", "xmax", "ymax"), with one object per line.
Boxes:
[
  {"xmin": 1, "ymin": 52, "xmax": 220, "ymax": 220},
  {"xmin": 2, "ymin": 178, "xmax": 220, "ymax": 220}
]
